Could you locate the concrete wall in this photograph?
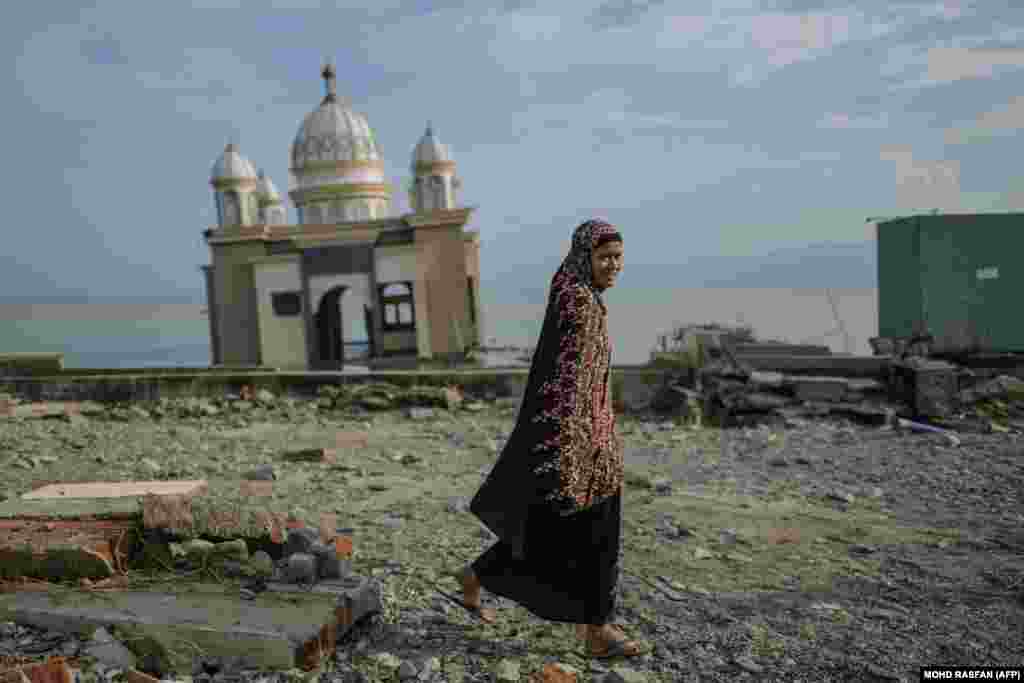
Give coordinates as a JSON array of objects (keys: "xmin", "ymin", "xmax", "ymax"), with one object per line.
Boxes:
[
  {"xmin": 211, "ymin": 242, "xmax": 268, "ymax": 366},
  {"xmin": 416, "ymin": 226, "xmax": 472, "ymax": 359},
  {"xmin": 252, "ymin": 259, "xmax": 307, "ymax": 369}
]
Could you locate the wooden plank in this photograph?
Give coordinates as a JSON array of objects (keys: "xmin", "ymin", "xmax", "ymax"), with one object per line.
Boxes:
[{"xmin": 23, "ymin": 480, "xmax": 208, "ymax": 501}]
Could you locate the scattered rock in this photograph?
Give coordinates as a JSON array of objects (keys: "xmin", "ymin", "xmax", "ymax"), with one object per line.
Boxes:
[
  {"xmin": 284, "ymin": 527, "xmax": 319, "ymax": 557},
  {"xmin": 406, "ymin": 407, "xmax": 435, "ymax": 420},
  {"xmin": 827, "ymin": 489, "xmax": 855, "ymax": 505},
  {"xmin": 719, "ymin": 528, "xmax": 738, "ymax": 546},
  {"xmin": 447, "ymin": 497, "xmax": 469, "ymax": 514},
  {"xmin": 733, "ymin": 655, "xmax": 764, "ymax": 674},
  {"xmin": 84, "ymin": 626, "xmax": 137, "ymax": 671},
  {"xmin": 397, "ymin": 658, "xmax": 419, "ymax": 680},
  {"xmin": 652, "ymin": 478, "xmax": 673, "ymax": 495},
  {"xmin": 286, "ymin": 553, "xmax": 317, "ymax": 584},
  {"xmin": 243, "ymin": 464, "xmax": 276, "ymax": 481}
]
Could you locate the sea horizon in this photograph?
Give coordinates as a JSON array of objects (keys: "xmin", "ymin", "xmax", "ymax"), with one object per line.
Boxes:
[{"xmin": 0, "ymin": 288, "xmax": 878, "ymax": 368}]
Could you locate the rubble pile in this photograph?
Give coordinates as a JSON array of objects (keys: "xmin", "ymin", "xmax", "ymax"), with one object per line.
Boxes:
[{"xmin": 650, "ymin": 346, "xmax": 1024, "ymax": 433}]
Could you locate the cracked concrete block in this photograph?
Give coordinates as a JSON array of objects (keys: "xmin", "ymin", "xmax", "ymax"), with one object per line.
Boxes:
[{"xmin": 84, "ymin": 627, "xmax": 137, "ymax": 671}]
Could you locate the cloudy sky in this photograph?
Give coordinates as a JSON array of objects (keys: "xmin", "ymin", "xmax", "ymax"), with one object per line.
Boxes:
[{"xmin": 5, "ymin": 0, "xmax": 1023, "ymax": 304}]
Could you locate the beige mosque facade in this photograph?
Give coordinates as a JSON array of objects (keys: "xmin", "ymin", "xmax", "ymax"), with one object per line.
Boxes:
[{"xmin": 201, "ymin": 63, "xmax": 482, "ymax": 369}]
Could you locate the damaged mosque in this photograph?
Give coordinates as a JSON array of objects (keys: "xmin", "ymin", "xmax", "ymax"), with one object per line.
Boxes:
[{"xmin": 201, "ymin": 62, "xmax": 482, "ymax": 369}]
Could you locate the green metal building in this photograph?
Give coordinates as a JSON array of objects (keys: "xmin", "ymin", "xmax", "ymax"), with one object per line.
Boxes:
[{"xmin": 877, "ymin": 212, "xmax": 1024, "ymax": 355}]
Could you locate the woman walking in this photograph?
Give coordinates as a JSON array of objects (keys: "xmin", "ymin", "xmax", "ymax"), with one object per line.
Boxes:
[{"xmin": 445, "ymin": 219, "xmax": 641, "ymax": 659}]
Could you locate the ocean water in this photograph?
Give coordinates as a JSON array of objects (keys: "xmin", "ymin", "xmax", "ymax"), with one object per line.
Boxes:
[{"xmin": 0, "ymin": 289, "xmax": 879, "ymax": 369}]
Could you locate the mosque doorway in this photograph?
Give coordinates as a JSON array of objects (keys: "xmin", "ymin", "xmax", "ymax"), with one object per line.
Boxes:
[{"xmin": 314, "ymin": 286, "xmax": 346, "ymax": 369}]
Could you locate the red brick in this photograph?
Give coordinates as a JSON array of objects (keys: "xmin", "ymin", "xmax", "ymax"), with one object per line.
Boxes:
[
  {"xmin": 319, "ymin": 513, "xmax": 337, "ymax": 544},
  {"xmin": 142, "ymin": 493, "xmax": 195, "ymax": 531}
]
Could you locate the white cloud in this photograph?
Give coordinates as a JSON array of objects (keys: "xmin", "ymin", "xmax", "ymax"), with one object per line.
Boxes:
[
  {"xmin": 944, "ymin": 95, "xmax": 1024, "ymax": 144},
  {"xmin": 927, "ymin": 47, "xmax": 1024, "ymax": 83},
  {"xmin": 879, "ymin": 144, "xmax": 961, "ymax": 211}
]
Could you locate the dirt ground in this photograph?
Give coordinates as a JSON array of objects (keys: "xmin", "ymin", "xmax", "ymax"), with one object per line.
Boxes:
[{"xmin": 1, "ymin": 396, "xmax": 1022, "ymax": 682}]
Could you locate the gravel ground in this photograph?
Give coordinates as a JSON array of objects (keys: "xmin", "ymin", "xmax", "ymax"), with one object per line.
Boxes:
[{"xmin": 0, "ymin": 397, "xmax": 1022, "ymax": 682}]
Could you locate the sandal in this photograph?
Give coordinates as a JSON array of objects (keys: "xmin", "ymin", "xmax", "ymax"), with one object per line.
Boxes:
[
  {"xmin": 577, "ymin": 624, "xmax": 643, "ymax": 659},
  {"xmin": 434, "ymin": 565, "xmax": 498, "ymax": 624},
  {"xmin": 435, "ymin": 588, "xmax": 498, "ymax": 624}
]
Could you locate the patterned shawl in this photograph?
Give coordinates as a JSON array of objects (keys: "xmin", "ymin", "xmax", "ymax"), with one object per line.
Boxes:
[{"xmin": 470, "ymin": 219, "xmax": 624, "ymax": 555}]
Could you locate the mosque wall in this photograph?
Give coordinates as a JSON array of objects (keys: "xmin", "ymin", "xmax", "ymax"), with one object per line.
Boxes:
[
  {"xmin": 252, "ymin": 258, "xmax": 306, "ymax": 369},
  {"xmin": 210, "ymin": 242, "xmax": 267, "ymax": 366},
  {"xmin": 374, "ymin": 245, "xmax": 419, "ymax": 355},
  {"xmin": 415, "ymin": 225, "xmax": 472, "ymax": 359}
]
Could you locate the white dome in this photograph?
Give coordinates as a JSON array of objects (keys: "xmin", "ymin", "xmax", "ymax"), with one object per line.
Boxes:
[
  {"xmin": 291, "ymin": 65, "xmax": 381, "ymax": 169},
  {"xmin": 211, "ymin": 143, "xmax": 258, "ymax": 181},
  {"xmin": 412, "ymin": 123, "xmax": 450, "ymax": 167},
  {"xmin": 256, "ymin": 170, "xmax": 282, "ymax": 202}
]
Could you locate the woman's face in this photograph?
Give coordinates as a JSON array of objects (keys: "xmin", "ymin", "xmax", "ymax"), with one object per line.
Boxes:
[{"xmin": 591, "ymin": 240, "xmax": 624, "ymax": 290}]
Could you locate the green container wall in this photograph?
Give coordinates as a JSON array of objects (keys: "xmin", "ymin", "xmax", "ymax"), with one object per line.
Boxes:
[{"xmin": 877, "ymin": 213, "xmax": 1024, "ymax": 354}]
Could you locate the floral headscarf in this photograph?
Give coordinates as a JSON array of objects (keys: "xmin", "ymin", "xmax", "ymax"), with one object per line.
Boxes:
[{"xmin": 555, "ymin": 219, "xmax": 623, "ymax": 301}]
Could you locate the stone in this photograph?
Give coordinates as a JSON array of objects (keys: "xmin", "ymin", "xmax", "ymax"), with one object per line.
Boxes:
[
  {"xmin": 446, "ymin": 497, "xmax": 469, "ymax": 514},
  {"xmin": 255, "ymin": 389, "xmax": 275, "ymax": 404},
  {"xmin": 287, "ymin": 553, "xmax": 317, "ymax": 585},
  {"xmin": 531, "ymin": 662, "xmax": 577, "ymax": 683},
  {"xmin": 380, "ymin": 515, "xmax": 405, "ymax": 529},
  {"xmin": 285, "ymin": 527, "xmax": 319, "ymax": 557},
  {"xmin": 311, "ymin": 542, "xmax": 348, "ymax": 580},
  {"xmin": 651, "ymin": 478, "xmax": 673, "ymax": 496},
  {"xmin": 767, "ymin": 455, "xmax": 789, "ymax": 467},
  {"xmin": 83, "ymin": 627, "xmax": 137, "ymax": 671},
  {"xmin": 827, "ymin": 489, "xmax": 855, "ymax": 505},
  {"xmin": 693, "ymin": 547, "xmax": 714, "ymax": 560},
  {"xmin": 603, "ymin": 667, "xmax": 648, "ymax": 683},
  {"xmin": 397, "ymin": 659, "xmax": 419, "ymax": 681},
  {"xmin": 733, "ymin": 656, "xmax": 764, "ymax": 674},
  {"xmin": 719, "ymin": 528, "xmax": 738, "ymax": 545},
  {"xmin": 406, "ymin": 407, "xmax": 435, "ymax": 420},
  {"xmin": 495, "ymin": 659, "xmax": 520, "ymax": 682},
  {"xmin": 283, "ymin": 447, "xmax": 337, "ymax": 463},
  {"xmin": 243, "ymin": 465, "xmax": 276, "ymax": 481}
]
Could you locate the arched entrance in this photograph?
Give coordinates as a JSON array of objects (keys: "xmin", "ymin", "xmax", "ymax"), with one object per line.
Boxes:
[{"xmin": 314, "ymin": 286, "xmax": 346, "ymax": 368}]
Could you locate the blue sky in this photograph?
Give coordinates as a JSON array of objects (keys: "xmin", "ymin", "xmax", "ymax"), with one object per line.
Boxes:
[{"xmin": 5, "ymin": 0, "xmax": 1024, "ymax": 303}]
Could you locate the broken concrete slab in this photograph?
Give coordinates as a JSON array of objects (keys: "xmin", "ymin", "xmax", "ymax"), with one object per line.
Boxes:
[
  {"xmin": 786, "ymin": 376, "xmax": 850, "ymax": 403},
  {"xmin": 23, "ymin": 481, "xmax": 208, "ymax": 501},
  {"xmin": 0, "ymin": 576, "xmax": 382, "ymax": 674}
]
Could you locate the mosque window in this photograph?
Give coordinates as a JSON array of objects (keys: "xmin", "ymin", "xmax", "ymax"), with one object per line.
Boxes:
[
  {"xmin": 379, "ymin": 282, "xmax": 415, "ymax": 331},
  {"xmin": 271, "ymin": 291, "xmax": 302, "ymax": 317}
]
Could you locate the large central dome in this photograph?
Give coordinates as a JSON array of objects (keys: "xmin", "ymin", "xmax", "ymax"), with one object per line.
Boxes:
[
  {"xmin": 291, "ymin": 90, "xmax": 380, "ymax": 167},
  {"xmin": 288, "ymin": 63, "xmax": 391, "ymax": 224}
]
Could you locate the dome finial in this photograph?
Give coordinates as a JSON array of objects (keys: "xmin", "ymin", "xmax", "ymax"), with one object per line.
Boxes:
[{"xmin": 321, "ymin": 58, "xmax": 337, "ymax": 103}]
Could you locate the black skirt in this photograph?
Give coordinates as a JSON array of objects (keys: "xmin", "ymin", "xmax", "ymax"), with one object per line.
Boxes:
[{"xmin": 471, "ymin": 491, "xmax": 622, "ymax": 625}]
